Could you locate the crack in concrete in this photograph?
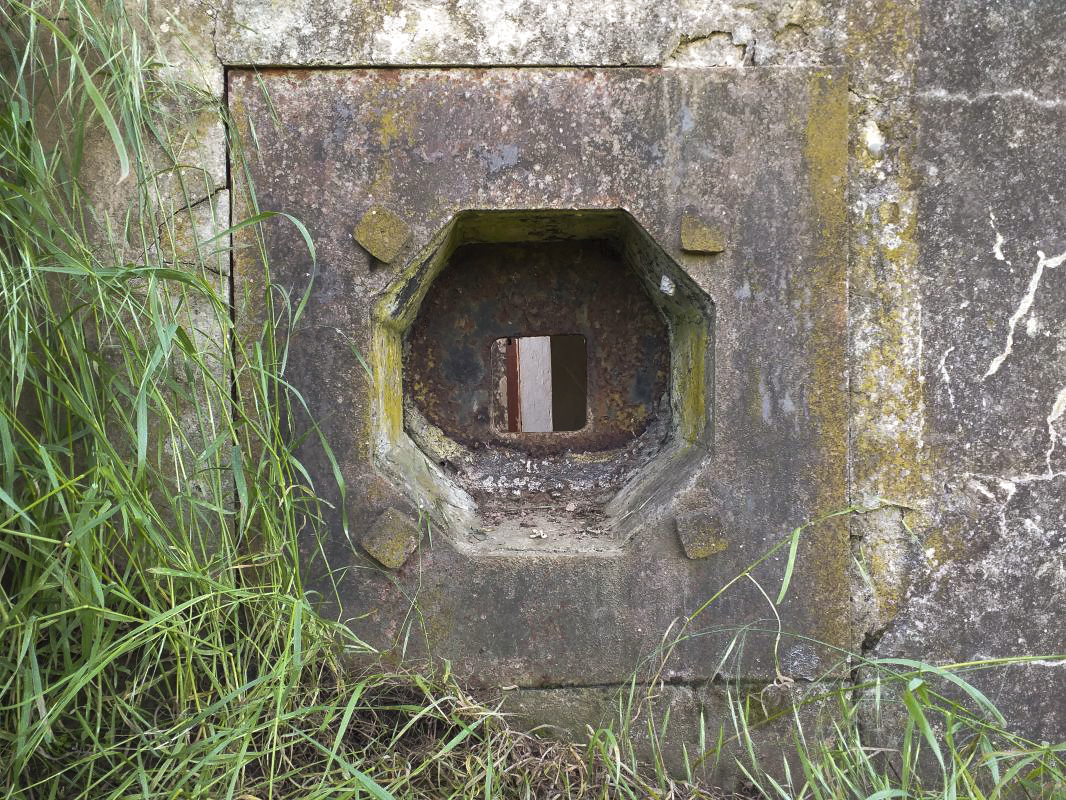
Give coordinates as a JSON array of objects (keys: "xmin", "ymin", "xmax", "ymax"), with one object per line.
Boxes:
[
  {"xmin": 984, "ymin": 218, "xmax": 1066, "ymax": 378},
  {"xmin": 1046, "ymin": 385, "xmax": 1066, "ymax": 475},
  {"xmin": 664, "ymin": 31, "xmax": 751, "ymax": 67},
  {"xmin": 962, "ymin": 452, "xmax": 1066, "ymax": 537},
  {"xmin": 154, "ymin": 188, "xmax": 229, "ymax": 276}
]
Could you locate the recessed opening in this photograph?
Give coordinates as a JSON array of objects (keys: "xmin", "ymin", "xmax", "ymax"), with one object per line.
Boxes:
[
  {"xmin": 492, "ymin": 335, "xmax": 587, "ymax": 433},
  {"xmin": 386, "ymin": 210, "xmax": 711, "ymax": 550},
  {"xmin": 404, "ymin": 237, "xmax": 670, "ymax": 455}
]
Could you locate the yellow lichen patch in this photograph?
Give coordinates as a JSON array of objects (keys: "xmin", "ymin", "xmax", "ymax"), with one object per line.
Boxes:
[
  {"xmin": 368, "ymin": 103, "xmax": 417, "ymax": 200},
  {"xmin": 851, "ymin": 147, "xmax": 929, "ymax": 528},
  {"xmin": 675, "ymin": 322, "xmax": 708, "ymax": 445},
  {"xmin": 802, "ymin": 70, "xmax": 852, "ymax": 649},
  {"xmin": 373, "ymin": 326, "xmax": 405, "ymax": 443},
  {"xmin": 845, "ymin": 0, "xmax": 920, "ymax": 80},
  {"xmin": 845, "ymin": 0, "xmax": 929, "ymax": 632},
  {"xmin": 378, "ymin": 108, "xmax": 414, "ymax": 150}
]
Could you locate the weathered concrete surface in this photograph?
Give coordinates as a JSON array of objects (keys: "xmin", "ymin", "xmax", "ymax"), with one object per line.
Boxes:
[
  {"xmin": 502, "ymin": 680, "xmax": 843, "ymax": 787},
  {"xmin": 216, "ymin": 0, "xmax": 845, "ymax": 67},
  {"xmin": 675, "ymin": 509, "xmax": 729, "ymax": 560},
  {"xmin": 230, "ymin": 66, "xmax": 851, "ymax": 688},
  {"xmin": 149, "ymin": 0, "xmax": 225, "ymax": 97},
  {"xmin": 156, "ymin": 190, "xmax": 231, "ymax": 275},
  {"xmin": 861, "ymin": 0, "xmax": 1066, "ymax": 744}
]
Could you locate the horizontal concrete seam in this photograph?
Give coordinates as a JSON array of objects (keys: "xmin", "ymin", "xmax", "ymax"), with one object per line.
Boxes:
[
  {"xmin": 917, "ymin": 87, "xmax": 1065, "ymax": 108},
  {"xmin": 218, "ymin": 62, "xmax": 846, "ymax": 71},
  {"xmin": 502, "ymin": 678, "xmax": 850, "ymax": 692},
  {"xmin": 220, "ymin": 62, "xmax": 663, "ymax": 70}
]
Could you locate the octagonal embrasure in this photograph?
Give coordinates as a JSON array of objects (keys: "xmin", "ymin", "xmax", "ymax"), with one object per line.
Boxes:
[{"xmin": 371, "ymin": 209, "xmax": 713, "ymax": 551}]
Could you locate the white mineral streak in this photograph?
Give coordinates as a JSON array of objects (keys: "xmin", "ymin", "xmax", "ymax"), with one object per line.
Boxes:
[
  {"xmin": 938, "ymin": 346, "xmax": 955, "ymax": 409},
  {"xmin": 919, "ymin": 87, "xmax": 1066, "ymax": 109},
  {"xmin": 1046, "ymin": 385, "xmax": 1066, "ymax": 474},
  {"xmin": 990, "ymin": 211, "xmax": 1007, "ymax": 261},
  {"xmin": 966, "ymin": 382, "xmax": 1066, "ymax": 519},
  {"xmin": 984, "ymin": 239, "xmax": 1066, "ymax": 378}
]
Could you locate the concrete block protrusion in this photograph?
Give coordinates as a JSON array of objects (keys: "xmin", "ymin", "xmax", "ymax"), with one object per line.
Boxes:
[
  {"xmin": 354, "ymin": 205, "xmax": 411, "ymax": 263},
  {"xmin": 680, "ymin": 209, "xmax": 725, "ymax": 254},
  {"xmin": 361, "ymin": 507, "xmax": 422, "ymax": 569},
  {"xmin": 675, "ymin": 508, "xmax": 728, "ymax": 560}
]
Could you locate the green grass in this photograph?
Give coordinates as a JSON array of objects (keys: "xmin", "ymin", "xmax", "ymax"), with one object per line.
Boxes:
[{"xmin": 1, "ymin": 1, "xmax": 1064, "ymax": 798}]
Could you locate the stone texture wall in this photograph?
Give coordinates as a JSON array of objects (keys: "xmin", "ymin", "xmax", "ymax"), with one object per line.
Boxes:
[
  {"xmin": 876, "ymin": 0, "xmax": 1066, "ymax": 741},
  {"xmin": 113, "ymin": 0, "xmax": 1063, "ymax": 772}
]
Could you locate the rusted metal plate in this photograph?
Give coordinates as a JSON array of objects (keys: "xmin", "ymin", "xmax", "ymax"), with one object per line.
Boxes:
[{"xmin": 405, "ymin": 240, "xmax": 669, "ymax": 453}]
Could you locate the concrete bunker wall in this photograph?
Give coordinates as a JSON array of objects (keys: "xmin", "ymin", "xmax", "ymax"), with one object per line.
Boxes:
[{"xmin": 121, "ymin": 0, "xmax": 1065, "ymax": 785}]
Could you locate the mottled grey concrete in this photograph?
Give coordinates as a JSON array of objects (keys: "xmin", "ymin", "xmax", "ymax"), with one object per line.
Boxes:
[
  {"xmin": 229, "ymin": 66, "xmax": 851, "ymax": 690},
  {"xmin": 216, "ymin": 0, "xmax": 845, "ymax": 67},
  {"xmin": 867, "ymin": 0, "xmax": 1066, "ymax": 744}
]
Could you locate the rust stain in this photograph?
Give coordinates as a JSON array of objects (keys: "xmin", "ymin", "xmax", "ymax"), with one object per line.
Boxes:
[{"xmin": 405, "ymin": 239, "xmax": 669, "ymax": 456}]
